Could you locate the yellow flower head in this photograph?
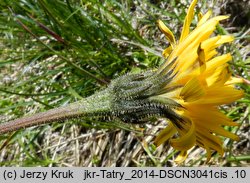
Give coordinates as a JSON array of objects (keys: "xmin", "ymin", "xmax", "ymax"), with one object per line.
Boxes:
[{"xmin": 155, "ymin": 0, "xmax": 244, "ymax": 163}]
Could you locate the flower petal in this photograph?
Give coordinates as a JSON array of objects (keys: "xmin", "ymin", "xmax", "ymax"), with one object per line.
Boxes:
[
  {"xmin": 170, "ymin": 120, "xmax": 196, "ymax": 151},
  {"xmin": 158, "ymin": 20, "xmax": 176, "ymax": 46},
  {"xmin": 201, "ymin": 35, "xmax": 234, "ymax": 51},
  {"xmin": 201, "ymin": 36, "xmax": 221, "ymax": 50},
  {"xmin": 179, "ymin": 0, "xmax": 198, "ymax": 42},
  {"xmin": 206, "ymin": 54, "xmax": 232, "ymax": 73},
  {"xmin": 163, "ymin": 46, "xmax": 173, "ymax": 57},
  {"xmin": 204, "ymin": 144, "xmax": 212, "ymax": 163},
  {"xmin": 160, "ymin": 16, "xmax": 228, "ymax": 71},
  {"xmin": 155, "ymin": 122, "xmax": 176, "ymax": 146},
  {"xmin": 196, "ymin": 131, "xmax": 224, "ymax": 155},
  {"xmin": 198, "ymin": 86, "xmax": 244, "ymax": 105},
  {"xmin": 180, "ymin": 77, "xmax": 205, "ymax": 102},
  {"xmin": 197, "ymin": 10, "xmax": 212, "ymax": 26},
  {"xmin": 174, "ymin": 151, "xmax": 188, "ymax": 164},
  {"xmin": 156, "ymin": 0, "xmax": 243, "ymax": 162},
  {"xmin": 225, "ymin": 76, "xmax": 244, "ymax": 85}
]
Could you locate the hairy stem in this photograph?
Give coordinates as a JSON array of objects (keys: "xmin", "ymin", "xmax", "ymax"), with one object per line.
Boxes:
[
  {"xmin": 0, "ymin": 69, "xmax": 180, "ymax": 135},
  {"xmin": 0, "ymin": 89, "xmax": 111, "ymax": 135}
]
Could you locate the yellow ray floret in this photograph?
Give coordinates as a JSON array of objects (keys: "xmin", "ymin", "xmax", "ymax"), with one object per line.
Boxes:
[{"xmin": 155, "ymin": 0, "xmax": 244, "ymax": 163}]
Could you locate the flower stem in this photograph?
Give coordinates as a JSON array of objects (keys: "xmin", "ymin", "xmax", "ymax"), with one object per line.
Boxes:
[{"xmin": 0, "ymin": 89, "xmax": 111, "ymax": 134}]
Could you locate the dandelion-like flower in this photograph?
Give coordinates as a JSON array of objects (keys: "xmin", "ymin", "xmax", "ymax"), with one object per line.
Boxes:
[
  {"xmin": 0, "ymin": 0, "xmax": 244, "ymax": 165},
  {"xmin": 154, "ymin": 0, "xmax": 244, "ymax": 162}
]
